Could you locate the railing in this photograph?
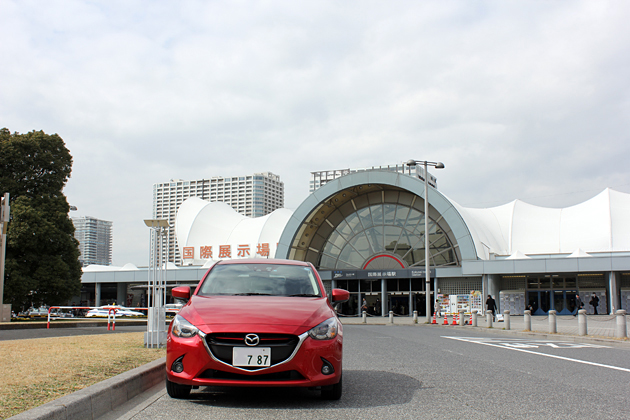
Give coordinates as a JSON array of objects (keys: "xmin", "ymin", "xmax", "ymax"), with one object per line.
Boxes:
[{"xmin": 46, "ymin": 306, "xmax": 150, "ymax": 329}]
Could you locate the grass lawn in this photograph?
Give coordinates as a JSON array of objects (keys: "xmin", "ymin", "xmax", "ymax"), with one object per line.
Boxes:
[{"xmin": 0, "ymin": 332, "xmax": 165, "ymax": 419}]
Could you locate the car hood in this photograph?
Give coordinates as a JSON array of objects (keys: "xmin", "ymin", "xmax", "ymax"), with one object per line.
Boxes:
[{"xmin": 179, "ymin": 295, "xmax": 335, "ymax": 335}]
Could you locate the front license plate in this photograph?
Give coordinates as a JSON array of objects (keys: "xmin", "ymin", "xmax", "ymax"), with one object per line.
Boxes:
[{"xmin": 233, "ymin": 347, "xmax": 271, "ymax": 367}]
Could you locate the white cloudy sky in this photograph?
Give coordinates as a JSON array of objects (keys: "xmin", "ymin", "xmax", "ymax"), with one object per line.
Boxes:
[{"xmin": 2, "ymin": 0, "xmax": 629, "ymax": 266}]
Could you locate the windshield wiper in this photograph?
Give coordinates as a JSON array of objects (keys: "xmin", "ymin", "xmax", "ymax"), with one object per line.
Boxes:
[
  {"xmin": 288, "ymin": 294, "xmax": 320, "ymax": 297},
  {"xmin": 232, "ymin": 293, "xmax": 272, "ymax": 296}
]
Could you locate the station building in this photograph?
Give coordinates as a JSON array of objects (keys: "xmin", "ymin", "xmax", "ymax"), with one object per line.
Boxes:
[{"xmin": 81, "ymin": 169, "xmax": 630, "ymax": 317}]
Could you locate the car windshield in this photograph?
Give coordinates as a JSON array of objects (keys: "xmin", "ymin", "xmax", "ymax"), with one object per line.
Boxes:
[{"xmin": 198, "ymin": 263, "xmax": 322, "ymax": 297}]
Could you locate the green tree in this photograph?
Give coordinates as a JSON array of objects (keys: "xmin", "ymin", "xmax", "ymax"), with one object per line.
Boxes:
[{"xmin": 0, "ymin": 128, "xmax": 81, "ymax": 310}]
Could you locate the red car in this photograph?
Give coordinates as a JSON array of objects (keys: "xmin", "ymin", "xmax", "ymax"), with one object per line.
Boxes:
[{"xmin": 166, "ymin": 259, "xmax": 349, "ymax": 400}]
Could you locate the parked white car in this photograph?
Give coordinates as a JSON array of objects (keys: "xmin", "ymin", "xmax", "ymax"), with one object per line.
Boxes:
[
  {"xmin": 85, "ymin": 305, "xmax": 145, "ymax": 317},
  {"xmin": 165, "ymin": 303, "xmax": 183, "ymax": 315}
]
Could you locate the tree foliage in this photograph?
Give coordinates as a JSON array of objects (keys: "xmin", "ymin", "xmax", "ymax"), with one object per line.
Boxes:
[{"xmin": 0, "ymin": 128, "xmax": 81, "ymax": 310}]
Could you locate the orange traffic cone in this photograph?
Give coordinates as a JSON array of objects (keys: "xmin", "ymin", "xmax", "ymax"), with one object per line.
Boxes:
[
  {"xmin": 443, "ymin": 314, "xmax": 449, "ymax": 325},
  {"xmin": 431, "ymin": 313, "xmax": 437, "ymax": 324},
  {"xmin": 452, "ymin": 313, "xmax": 459, "ymax": 325}
]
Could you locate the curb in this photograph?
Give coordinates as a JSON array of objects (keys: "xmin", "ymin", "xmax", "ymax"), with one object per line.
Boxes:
[{"xmin": 7, "ymin": 357, "xmax": 166, "ymax": 420}]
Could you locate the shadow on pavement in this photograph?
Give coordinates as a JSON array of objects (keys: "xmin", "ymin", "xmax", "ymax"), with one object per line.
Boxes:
[{"xmin": 187, "ymin": 369, "xmax": 426, "ymax": 409}]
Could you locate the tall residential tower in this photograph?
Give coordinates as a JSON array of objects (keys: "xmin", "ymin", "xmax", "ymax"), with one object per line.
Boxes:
[
  {"xmin": 72, "ymin": 216, "xmax": 113, "ymax": 267},
  {"xmin": 152, "ymin": 172, "xmax": 284, "ymax": 265}
]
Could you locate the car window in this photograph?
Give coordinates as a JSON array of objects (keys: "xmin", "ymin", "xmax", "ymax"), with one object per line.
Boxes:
[{"xmin": 198, "ymin": 264, "xmax": 321, "ymax": 297}]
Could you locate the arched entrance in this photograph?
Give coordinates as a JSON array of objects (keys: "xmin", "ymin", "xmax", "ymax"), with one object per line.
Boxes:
[{"xmin": 277, "ymin": 171, "xmax": 478, "ymax": 316}]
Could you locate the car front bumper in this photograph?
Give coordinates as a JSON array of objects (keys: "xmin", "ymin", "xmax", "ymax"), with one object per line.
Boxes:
[{"xmin": 166, "ymin": 327, "xmax": 342, "ymax": 388}]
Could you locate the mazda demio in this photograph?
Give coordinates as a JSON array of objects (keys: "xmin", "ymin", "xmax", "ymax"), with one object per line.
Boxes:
[{"xmin": 166, "ymin": 259, "xmax": 349, "ymax": 400}]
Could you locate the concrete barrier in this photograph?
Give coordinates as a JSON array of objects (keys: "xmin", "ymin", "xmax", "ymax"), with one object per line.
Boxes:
[
  {"xmin": 524, "ymin": 310, "xmax": 531, "ymax": 331},
  {"xmin": 578, "ymin": 309, "xmax": 588, "ymax": 336},
  {"xmin": 8, "ymin": 357, "xmax": 166, "ymax": 420},
  {"xmin": 616, "ymin": 310, "xmax": 627, "ymax": 338},
  {"xmin": 548, "ymin": 310, "xmax": 557, "ymax": 333}
]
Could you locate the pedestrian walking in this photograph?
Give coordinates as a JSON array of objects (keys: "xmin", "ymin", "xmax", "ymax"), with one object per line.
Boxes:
[
  {"xmin": 573, "ymin": 294, "xmax": 583, "ymax": 316},
  {"xmin": 486, "ymin": 295, "xmax": 497, "ymax": 321},
  {"xmin": 589, "ymin": 293, "xmax": 599, "ymax": 315}
]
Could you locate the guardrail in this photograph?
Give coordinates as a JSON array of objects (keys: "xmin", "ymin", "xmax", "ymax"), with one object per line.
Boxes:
[{"xmin": 46, "ymin": 306, "xmax": 150, "ymax": 329}]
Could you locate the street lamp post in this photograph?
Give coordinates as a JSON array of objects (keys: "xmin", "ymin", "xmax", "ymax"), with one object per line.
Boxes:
[
  {"xmin": 406, "ymin": 159, "xmax": 445, "ymax": 323},
  {"xmin": 0, "ymin": 193, "xmax": 10, "ymax": 322},
  {"xmin": 144, "ymin": 218, "xmax": 170, "ymax": 348}
]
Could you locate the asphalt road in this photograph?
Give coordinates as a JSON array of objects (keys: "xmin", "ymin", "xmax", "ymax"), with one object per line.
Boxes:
[{"xmin": 104, "ymin": 325, "xmax": 630, "ymax": 420}]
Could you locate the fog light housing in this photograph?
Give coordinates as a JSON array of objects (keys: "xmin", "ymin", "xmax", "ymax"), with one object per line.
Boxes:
[
  {"xmin": 321, "ymin": 357, "xmax": 334, "ymax": 375},
  {"xmin": 171, "ymin": 355, "xmax": 185, "ymax": 373}
]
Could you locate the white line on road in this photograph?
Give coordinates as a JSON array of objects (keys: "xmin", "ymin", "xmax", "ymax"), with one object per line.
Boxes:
[{"xmin": 443, "ymin": 336, "xmax": 630, "ymax": 373}]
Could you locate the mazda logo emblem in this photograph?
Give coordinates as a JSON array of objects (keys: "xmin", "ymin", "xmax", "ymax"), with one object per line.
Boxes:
[{"xmin": 244, "ymin": 334, "xmax": 260, "ymax": 346}]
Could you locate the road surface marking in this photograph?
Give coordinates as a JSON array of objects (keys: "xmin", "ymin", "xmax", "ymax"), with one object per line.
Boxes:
[{"xmin": 443, "ymin": 336, "xmax": 630, "ymax": 373}]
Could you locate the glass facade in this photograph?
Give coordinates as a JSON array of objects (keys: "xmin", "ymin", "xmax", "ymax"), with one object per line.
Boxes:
[{"xmin": 317, "ymin": 196, "xmax": 458, "ymax": 270}]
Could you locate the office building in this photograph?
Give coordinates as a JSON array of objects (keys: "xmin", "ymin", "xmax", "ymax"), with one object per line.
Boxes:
[
  {"xmin": 72, "ymin": 216, "xmax": 113, "ymax": 267},
  {"xmin": 152, "ymin": 172, "xmax": 284, "ymax": 265}
]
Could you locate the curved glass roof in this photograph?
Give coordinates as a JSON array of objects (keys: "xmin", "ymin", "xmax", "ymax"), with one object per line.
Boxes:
[
  {"xmin": 282, "ymin": 185, "xmax": 460, "ymax": 271},
  {"xmin": 318, "ymin": 200, "xmax": 458, "ymax": 270}
]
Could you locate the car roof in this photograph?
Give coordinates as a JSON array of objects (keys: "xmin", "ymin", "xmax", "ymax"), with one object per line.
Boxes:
[{"xmin": 216, "ymin": 258, "xmax": 311, "ymax": 267}]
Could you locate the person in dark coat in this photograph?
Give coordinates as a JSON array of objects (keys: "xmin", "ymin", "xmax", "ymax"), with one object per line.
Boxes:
[
  {"xmin": 573, "ymin": 294, "xmax": 583, "ymax": 316},
  {"xmin": 486, "ymin": 295, "xmax": 497, "ymax": 321},
  {"xmin": 589, "ymin": 293, "xmax": 599, "ymax": 315}
]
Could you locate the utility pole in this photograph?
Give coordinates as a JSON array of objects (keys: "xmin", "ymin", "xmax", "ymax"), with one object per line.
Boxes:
[{"xmin": 0, "ymin": 193, "xmax": 11, "ymax": 322}]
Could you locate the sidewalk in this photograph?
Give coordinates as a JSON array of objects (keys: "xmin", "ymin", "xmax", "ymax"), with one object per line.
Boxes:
[{"xmin": 339, "ymin": 314, "xmax": 630, "ymax": 345}]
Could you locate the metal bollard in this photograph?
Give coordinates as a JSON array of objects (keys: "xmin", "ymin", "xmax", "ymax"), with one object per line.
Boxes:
[
  {"xmin": 524, "ymin": 310, "xmax": 531, "ymax": 331},
  {"xmin": 578, "ymin": 309, "xmax": 587, "ymax": 336},
  {"xmin": 504, "ymin": 310, "xmax": 511, "ymax": 330},
  {"xmin": 472, "ymin": 309, "xmax": 478, "ymax": 327},
  {"xmin": 548, "ymin": 310, "xmax": 557, "ymax": 333},
  {"xmin": 486, "ymin": 312, "xmax": 493, "ymax": 328},
  {"xmin": 459, "ymin": 309, "xmax": 465, "ymax": 326},
  {"xmin": 362, "ymin": 310, "xmax": 367, "ymax": 324},
  {"xmin": 413, "ymin": 310, "xmax": 418, "ymax": 324},
  {"xmin": 615, "ymin": 310, "xmax": 627, "ymax": 338},
  {"xmin": 389, "ymin": 311, "xmax": 394, "ymax": 324}
]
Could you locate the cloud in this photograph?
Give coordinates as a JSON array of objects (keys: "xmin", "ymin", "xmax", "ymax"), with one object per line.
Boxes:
[{"xmin": 1, "ymin": 0, "xmax": 629, "ymax": 265}]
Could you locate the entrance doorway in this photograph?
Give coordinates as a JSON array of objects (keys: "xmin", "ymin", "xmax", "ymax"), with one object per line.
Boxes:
[
  {"xmin": 553, "ymin": 290, "xmax": 577, "ymax": 315},
  {"xmin": 527, "ymin": 291, "xmax": 550, "ymax": 315},
  {"xmin": 389, "ymin": 294, "xmax": 409, "ymax": 316}
]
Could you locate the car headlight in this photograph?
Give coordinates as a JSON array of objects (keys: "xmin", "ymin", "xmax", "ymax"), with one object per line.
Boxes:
[
  {"xmin": 171, "ymin": 314, "xmax": 199, "ymax": 338},
  {"xmin": 308, "ymin": 317, "xmax": 339, "ymax": 340}
]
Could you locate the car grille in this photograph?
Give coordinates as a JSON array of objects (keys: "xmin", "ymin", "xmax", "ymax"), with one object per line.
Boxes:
[
  {"xmin": 199, "ymin": 369, "xmax": 305, "ymax": 381},
  {"xmin": 205, "ymin": 333, "xmax": 300, "ymax": 370}
]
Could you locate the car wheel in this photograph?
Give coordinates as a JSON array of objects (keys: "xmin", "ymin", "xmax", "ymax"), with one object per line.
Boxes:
[
  {"xmin": 166, "ymin": 378, "xmax": 192, "ymax": 399},
  {"xmin": 321, "ymin": 374, "xmax": 342, "ymax": 400}
]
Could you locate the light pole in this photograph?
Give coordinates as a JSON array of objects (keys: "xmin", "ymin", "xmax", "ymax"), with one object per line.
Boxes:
[
  {"xmin": 406, "ymin": 159, "xmax": 445, "ymax": 323},
  {"xmin": 144, "ymin": 218, "xmax": 170, "ymax": 348},
  {"xmin": 0, "ymin": 193, "xmax": 10, "ymax": 322}
]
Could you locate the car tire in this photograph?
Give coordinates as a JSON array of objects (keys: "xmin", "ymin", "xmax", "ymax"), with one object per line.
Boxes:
[
  {"xmin": 166, "ymin": 378, "xmax": 192, "ymax": 399},
  {"xmin": 321, "ymin": 374, "xmax": 342, "ymax": 400}
]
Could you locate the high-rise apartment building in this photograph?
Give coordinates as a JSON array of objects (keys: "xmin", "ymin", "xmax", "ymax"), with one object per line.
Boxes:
[
  {"xmin": 153, "ymin": 172, "xmax": 284, "ymax": 265},
  {"xmin": 310, "ymin": 163, "xmax": 438, "ymax": 193},
  {"xmin": 72, "ymin": 216, "xmax": 113, "ymax": 267}
]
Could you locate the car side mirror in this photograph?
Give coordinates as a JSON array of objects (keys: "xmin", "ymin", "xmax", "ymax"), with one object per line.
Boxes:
[
  {"xmin": 172, "ymin": 286, "xmax": 191, "ymax": 302},
  {"xmin": 331, "ymin": 288, "xmax": 350, "ymax": 303}
]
